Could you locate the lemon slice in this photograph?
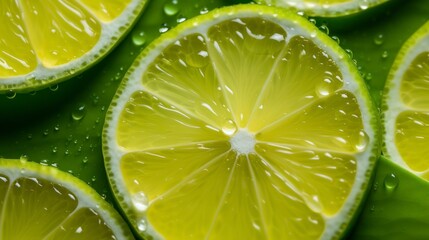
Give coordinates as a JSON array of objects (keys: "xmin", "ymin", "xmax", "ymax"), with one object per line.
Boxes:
[
  {"xmin": 0, "ymin": 159, "xmax": 133, "ymax": 239},
  {"xmin": 255, "ymin": 0, "xmax": 389, "ymax": 17},
  {"xmin": 103, "ymin": 4, "xmax": 379, "ymax": 240},
  {"xmin": 382, "ymin": 21, "xmax": 429, "ymax": 179},
  {"xmin": 0, "ymin": 0, "xmax": 146, "ymax": 92}
]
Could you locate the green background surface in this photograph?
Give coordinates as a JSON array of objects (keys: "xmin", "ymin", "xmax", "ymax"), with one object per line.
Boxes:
[{"xmin": 1, "ymin": 0, "xmax": 429, "ymax": 239}]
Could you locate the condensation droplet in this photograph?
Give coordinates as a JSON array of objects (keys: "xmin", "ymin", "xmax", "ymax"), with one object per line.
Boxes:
[
  {"xmin": 200, "ymin": 7, "xmax": 209, "ymax": 14},
  {"xmin": 49, "ymin": 84, "xmax": 59, "ymax": 91},
  {"xmin": 20, "ymin": 154, "xmax": 28, "ymax": 162},
  {"xmin": 186, "ymin": 50, "xmax": 209, "ymax": 68},
  {"xmin": 222, "ymin": 119, "xmax": 237, "ymax": 136},
  {"xmin": 373, "ymin": 34, "xmax": 384, "ymax": 45},
  {"xmin": 365, "ymin": 72, "xmax": 373, "ymax": 82},
  {"xmin": 132, "ymin": 192, "xmax": 149, "ymax": 212},
  {"xmin": 359, "ymin": 0, "xmax": 369, "ymax": 10},
  {"xmin": 306, "ymin": 195, "xmax": 322, "ymax": 213},
  {"xmin": 5, "ymin": 90, "xmax": 16, "ymax": 99},
  {"xmin": 137, "ymin": 219, "xmax": 147, "ymax": 232},
  {"xmin": 72, "ymin": 104, "xmax": 86, "ymax": 121},
  {"xmin": 354, "ymin": 130, "xmax": 369, "ymax": 152},
  {"xmin": 132, "ymin": 31, "xmax": 146, "ymax": 46},
  {"xmin": 159, "ymin": 23, "xmax": 170, "ymax": 33},
  {"xmin": 316, "ymin": 75, "xmax": 335, "ymax": 97},
  {"xmin": 164, "ymin": 1, "xmax": 179, "ymax": 16},
  {"xmin": 319, "ymin": 24, "xmax": 329, "ymax": 35},
  {"xmin": 331, "ymin": 36, "xmax": 340, "ymax": 44},
  {"xmin": 384, "ymin": 173, "xmax": 399, "ymax": 192},
  {"xmin": 381, "ymin": 50, "xmax": 389, "ymax": 59},
  {"xmin": 345, "ymin": 49, "xmax": 353, "ymax": 58}
]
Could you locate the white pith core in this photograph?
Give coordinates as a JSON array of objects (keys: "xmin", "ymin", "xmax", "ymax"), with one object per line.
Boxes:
[{"xmin": 229, "ymin": 129, "xmax": 256, "ymax": 155}]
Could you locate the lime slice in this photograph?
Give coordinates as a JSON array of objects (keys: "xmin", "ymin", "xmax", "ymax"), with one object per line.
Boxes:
[
  {"xmin": 103, "ymin": 4, "xmax": 379, "ymax": 239},
  {"xmin": 0, "ymin": 158, "xmax": 133, "ymax": 239},
  {"xmin": 0, "ymin": 0, "xmax": 146, "ymax": 93},
  {"xmin": 382, "ymin": 21, "xmax": 429, "ymax": 179},
  {"xmin": 255, "ymin": 0, "xmax": 389, "ymax": 17}
]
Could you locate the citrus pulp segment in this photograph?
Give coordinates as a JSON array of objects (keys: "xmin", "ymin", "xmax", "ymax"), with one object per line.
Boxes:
[
  {"xmin": 0, "ymin": 159, "xmax": 133, "ymax": 239},
  {"xmin": 382, "ymin": 21, "xmax": 429, "ymax": 179},
  {"xmin": 103, "ymin": 4, "xmax": 379, "ymax": 240},
  {"xmin": 255, "ymin": 0, "xmax": 389, "ymax": 17},
  {"xmin": 0, "ymin": 0, "xmax": 146, "ymax": 93}
]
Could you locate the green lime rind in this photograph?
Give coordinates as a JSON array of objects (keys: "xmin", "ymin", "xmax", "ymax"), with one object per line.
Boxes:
[
  {"xmin": 255, "ymin": 0, "xmax": 390, "ymax": 17},
  {"xmin": 0, "ymin": 158, "xmax": 134, "ymax": 239},
  {"xmin": 349, "ymin": 156, "xmax": 429, "ymax": 239},
  {"xmin": 381, "ymin": 20, "xmax": 429, "ymax": 175},
  {"xmin": 0, "ymin": 1, "xmax": 147, "ymax": 94},
  {"xmin": 103, "ymin": 4, "xmax": 380, "ymax": 239}
]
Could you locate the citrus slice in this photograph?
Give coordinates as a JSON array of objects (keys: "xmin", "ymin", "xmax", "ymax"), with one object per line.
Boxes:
[
  {"xmin": 255, "ymin": 0, "xmax": 389, "ymax": 17},
  {"xmin": 103, "ymin": 4, "xmax": 379, "ymax": 240},
  {"xmin": 0, "ymin": 0, "xmax": 146, "ymax": 92},
  {"xmin": 382, "ymin": 21, "xmax": 429, "ymax": 180},
  {"xmin": 0, "ymin": 158, "xmax": 133, "ymax": 239}
]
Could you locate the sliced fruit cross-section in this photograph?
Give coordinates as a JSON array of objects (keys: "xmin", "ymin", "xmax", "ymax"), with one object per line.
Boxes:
[
  {"xmin": 0, "ymin": 0, "xmax": 146, "ymax": 92},
  {"xmin": 0, "ymin": 159, "xmax": 134, "ymax": 239},
  {"xmin": 103, "ymin": 4, "xmax": 379, "ymax": 240},
  {"xmin": 383, "ymin": 21, "xmax": 429, "ymax": 179}
]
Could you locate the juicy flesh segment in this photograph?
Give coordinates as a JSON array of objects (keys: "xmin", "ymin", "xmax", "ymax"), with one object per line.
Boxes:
[
  {"xmin": 0, "ymin": 0, "xmax": 128, "ymax": 77},
  {"xmin": 0, "ymin": 175, "xmax": 115, "ymax": 239},
  {"xmin": 396, "ymin": 52, "xmax": 429, "ymax": 174},
  {"xmin": 117, "ymin": 17, "xmax": 366, "ymax": 239}
]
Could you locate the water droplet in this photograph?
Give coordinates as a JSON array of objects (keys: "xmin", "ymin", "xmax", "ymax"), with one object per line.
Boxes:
[
  {"xmin": 91, "ymin": 176, "xmax": 97, "ymax": 182},
  {"xmin": 373, "ymin": 181, "xmax": 378, "ymax": 191},
  {"xmin": 200, "ymin": 7, "xmax": 209, "ymax": 14},
  {"xmin": 137, "ymin": 219, "xmax": 147, "ymax": 232},
  {"xmin": 176, "ymin": 15, "xmax": 187, "ymax": 23},
  {"xmin": 384, "ymin": 173, "xmax": 399, "ymax": 192},
  {"xmin": 365, "ymin": 72, "xmax": 373, "ymax": 81},
  {"xmin": 185, "ymin": 50, "xmax": 209, "ymax": 68},
  {"xmin": 164, "ymin": 1, "xmax": 179, "ymax": 16},
  {"xmin": 373, "ymin": 34, "xmax": 384, "ymax": 45},
  {"xmin": 319, "ymin": 24, "xmax": 329, "ymax": 35},
  {"xmin": 49, "ymin": 84, "xmax": 59, "ymax": 91},
  {"xmin": 359, "ymin": 0, "xmax": 369, "ymax": 10},
  {"xmin": 159, "ymin": 23, "xmax": 170, "ymax": 33},
  {"xmin": 222, "ymin": 119, "xmax": 237, "ymax": 136},
  {"xmin": 132, "ymin": 192, "xmax": 149, "ymax": 212},
  {"xmin": 331, "ymin": 36, "xmax": 340, "ymax": 44},
  {"xmin": 43, "ymin": 129, "xmax": 49, "ymax": 136},
  {"xmin": 345, "ymin": 49, "xmax": 353, "ymax": 58},
  {"xmin": 381, "ymin": 50, "xmax": 389, "ymax": 59},
  {"xmin": 72, "ymin": 104, "xmax": 86, "ymax": 121},
  {"xmin": 20, "ymin": 154, "xmax": 28, "ymax": 162},
  {"xmin": 5, "ymin": 90, "xmax": 16, "ymax": 99},
  {"xmin": 132, "ymin": 31, "xmax": 146, "ymax": 46},
  {"xmin": 370, "ymin": 204, "xmax": 375, "ymax": 212},
  {"xmin": 54, "ymin": 124, "xmax": 60, "ymax": 131},
  {"xmin": 354, "ymin": 130, "xmax": 369, "ymax": 152},
  {"xmin": 306, "ymin": 195, "xmax": 322, "ymax": 213},
  {"xmin": 82, "ymin": 157, "xmax": 89, "ymax": 164},
  {"xmin": 316, "ymin": 76, "xmax": 335, "ymax": 97},
  {"xmin": 308, "ymin": 18, "xmax": 317, "ymax": 25},
  {"xmin": 52, "ymin": 146, "xmax": 58, "ymax": 153}
]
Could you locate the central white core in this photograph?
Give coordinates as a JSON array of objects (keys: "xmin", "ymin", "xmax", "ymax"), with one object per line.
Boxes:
[{"xmin": 230, "ymin": 129, "xmax": 256, "ymax": 155}]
